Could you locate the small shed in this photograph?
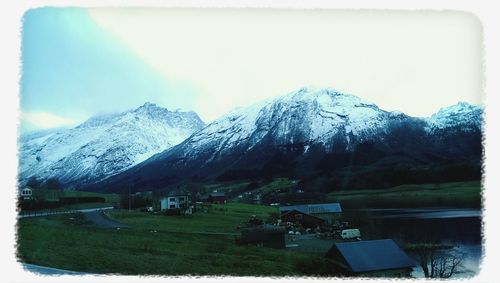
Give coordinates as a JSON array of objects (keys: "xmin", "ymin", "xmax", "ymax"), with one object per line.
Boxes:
[
  {"xmin": 325, "ymin": 239, "xmax": 416, "ymax": 277},
  {"xmin": 239, "ymin": 227, "xmax": 286, "ymax": 249},
  {"xmin": 279, "ymin": 203, "xmax": 342, "ymax": 224},
  {"xmin": 280, "ymin": 209, "xmax": 325, "ymax": 228}
]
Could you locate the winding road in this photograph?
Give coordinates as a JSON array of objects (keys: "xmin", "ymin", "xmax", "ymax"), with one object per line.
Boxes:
[
  {"xmin": 18, "ymin": 206, "xmax": 115, "ymax": 218},
  {"xmin": 84, "ymin": 209, "xmax": 130, "ymax": 229},
  {"xmin": 22, "ymin": 263, "xmax": 88, "ymax": 275}
]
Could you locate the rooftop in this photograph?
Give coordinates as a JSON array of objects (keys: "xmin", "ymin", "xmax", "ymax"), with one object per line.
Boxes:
[
  {"xmin": 327, "ymin": 239, "xmax": 416, "ymax": 273},
  {"xmin": 279, "ymin": 203, "xmax": 342, "ymax": 214},
  {"xmin": 167, "ymin": 189, "xmax": 189, "ymax": 197},
  {"xmin": 209, "ymin": 192, "xmax": 225, "ymax": 197}
]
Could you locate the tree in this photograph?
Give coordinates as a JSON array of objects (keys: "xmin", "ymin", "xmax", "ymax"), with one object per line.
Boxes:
[
  {"xmin": 407, "ymin": 243, "xmax": 466, "ymax": 278},
  {"xmin": 26, "ymin": 176, "xmax": 41, "ymax": 189},
  {"xmin": 43, "ymin": 178, "xmax": 63, "ymax": 191}
]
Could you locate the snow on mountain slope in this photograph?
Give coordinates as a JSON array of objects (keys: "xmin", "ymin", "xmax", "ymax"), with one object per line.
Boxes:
[
  {"xmin": 425, "ymin": 101, "xmax": 483, "ymax": 132},
  {"xmin": 149, "ymin": 87, "xmax": 402, "ymax": 167},
  {"xmin": 149, "ymin": 88, "xmax": 483, "ymax": 170},
  {"xmin": 91, "ymin": 87, "xmax": 484, "ymax": 192},
  {"xmin": 18, "ymin": 103, "xmax": 205, "ymax": 186}
]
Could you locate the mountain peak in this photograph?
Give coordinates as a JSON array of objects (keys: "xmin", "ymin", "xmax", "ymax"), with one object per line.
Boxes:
[
  {"xmin": 289, "ymin": 86, "xmax": 341, "ymax": 99},
  {"xmin": 19, "ymin": 102, "xmax": 206, "ymax": 187},
  {"xmin": 427, "ymin": 101, "xmax": 483, "ymax": 132},
  {"xmin": 431, "ymin": 101, "xmax": 482, "ymax": 119},
  {"xmin": 136, "ymin": 102, "xmax": 165, "ymax": 112}
]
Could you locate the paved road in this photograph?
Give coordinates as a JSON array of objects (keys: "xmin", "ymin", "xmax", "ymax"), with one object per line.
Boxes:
[
  {"xmin": 18, "ymin": 207, "xmax": 114, "ymax": 218},
  {"xmin": 22, "ymin": 263, "xmax": 88, "ymax": 275},
  {"xmin": 84, "ymin": 210, "xmax": 130, "ymax": 229},
  {"xmin": 18, "ymin": 206, "xmax": 130, "ymax": 229}
]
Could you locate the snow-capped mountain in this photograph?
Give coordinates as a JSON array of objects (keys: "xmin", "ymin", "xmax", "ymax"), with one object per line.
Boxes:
[
  {"xmin": 91, "ymin": 87, "xmax": 483, "ymax": 192},
  {"xmin": 425, "ymin": 101, "xmax": 484, "ymax": 132},
  {"xmin": 18, "ymin": 103, "xmax": 205, "ymax": 187},
  {"xmin": 156, "ymin": 87, "xmax": 403, "ymax": 159}
]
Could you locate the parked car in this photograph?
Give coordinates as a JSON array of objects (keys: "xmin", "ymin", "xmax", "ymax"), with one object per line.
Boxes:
[
  {"xmin": 140, "ymin": 206, "xmax": 154, "ymax": 212},
  {"xmin": 341, "ymin": 228, "xmax": 361, "ymax": 240}
]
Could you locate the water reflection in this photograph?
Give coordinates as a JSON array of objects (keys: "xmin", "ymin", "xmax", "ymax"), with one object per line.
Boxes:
[{"xmin": 346, "ymin": 208, "xmax": 482, "ymax": 278}]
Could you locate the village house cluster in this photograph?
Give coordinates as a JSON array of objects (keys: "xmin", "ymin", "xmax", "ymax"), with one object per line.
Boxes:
[{"xmin": 19, "ymin": 185, "xmax": 416, "ymax": 277}]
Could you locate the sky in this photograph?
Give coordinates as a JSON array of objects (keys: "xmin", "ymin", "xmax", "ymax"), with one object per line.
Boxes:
[{"xmin": 20, "ymin": 8, "xmax": 483, "ymax": 132}]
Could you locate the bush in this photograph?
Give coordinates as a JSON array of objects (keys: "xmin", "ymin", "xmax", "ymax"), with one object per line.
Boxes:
[
  {"xmin": 59, "ymin": 197, "xmax": 105, "ymax": 205},
  {"xmin": 42, "ymin": 178, "xmax": 63, "ymax": 191},
  {"xmin": 18, "ymin": 199, "xmax": 60, "ymax": 211}
]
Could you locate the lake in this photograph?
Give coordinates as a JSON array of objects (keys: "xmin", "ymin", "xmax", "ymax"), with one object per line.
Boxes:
[{"xmin": 348, "ymin": 208, "xmax": 482, "ymax": 278}]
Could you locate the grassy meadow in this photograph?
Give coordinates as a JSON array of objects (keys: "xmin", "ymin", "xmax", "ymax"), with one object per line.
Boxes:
[
  {"xmin": 17, "ymin": 180, "xmax": 481, "ymax": 275},
  {"xmin": 326, "ymin": 181, "xmax": 481, "ymax": 208},
  {"xmin": 106, "ymin": 203, "xmax": 276, "ymax": 234},
  {"xmin": 17, "ymin": 202, "xmax": 319, "ymax": 276}
]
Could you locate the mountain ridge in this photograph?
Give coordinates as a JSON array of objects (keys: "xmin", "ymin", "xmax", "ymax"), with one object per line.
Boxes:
[
  {"xmin": 18, "ymin": 102, "xmax": 205, "ymax": 187},
  {"xmin": 88, "ymin": 87, "xmax": 483, "ymax": 193}
]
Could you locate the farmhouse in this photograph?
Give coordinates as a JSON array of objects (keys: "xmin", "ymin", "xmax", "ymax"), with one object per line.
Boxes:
[
  {"xmin": 279, "ymin": 203, "xmax": 342, "ymax": 224},
  {"xmin": 280, "ymin": 209, "xmax": 325, "ymax": 228},
  {"xmin": 207, "ymin": 192, "xmax": 226, "ymax": 204},
  {"xmin": 325, "ymin": 239, "xmax": 416, "ymax": 277},
  {"xmin": 160, "ymin": 189, "xmax": 190, "ymax": 213}
]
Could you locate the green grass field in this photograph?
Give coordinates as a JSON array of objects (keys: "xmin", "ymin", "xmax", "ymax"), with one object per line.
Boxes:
[
  {"xmin": 253, "ymin": 178, "xmax": 298, "ymax": 194},
  {"xmin": 203, "ymin": 182, "xmax": 251, "ymax": 194},
  {"xmin": 17, "ymin": 202, "xmax": 318, "ymax": 276},
  {"xmin": 326, "ymin": 181, "xmax": 481, "ymax": 208},
  {"xmin": 202, "ymin": 178, "xmax": 297, "ymax": 196},
  {"xmin": 106, "ymin": 202, "xmax": 277, "ymax": 234}
]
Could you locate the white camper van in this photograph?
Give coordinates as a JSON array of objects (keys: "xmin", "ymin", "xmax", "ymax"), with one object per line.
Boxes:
[{"xmin": 341, "ymin": 229, "xmax": 361, "ymax": 240}]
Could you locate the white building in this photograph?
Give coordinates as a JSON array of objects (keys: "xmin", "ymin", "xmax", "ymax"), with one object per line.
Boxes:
[
  {"xmin": 19, "ymin": 187, "xmax": 33, "ymax": 200},
  {"xmin": 160, "ymin": 189, "xmax": 190, "ymax": 212}
]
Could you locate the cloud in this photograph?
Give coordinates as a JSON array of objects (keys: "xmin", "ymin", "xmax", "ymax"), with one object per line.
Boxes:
[
  {"xmin": 20, "ymin": 111, "xmax": 76, "ymax": 132},
  {"xmin": 89, "ymin": 9, "xmax": 483, "ymax": 122},
  {"xmin": 21, "ymin": 8, "xmax": 199, "ymax": 131}
]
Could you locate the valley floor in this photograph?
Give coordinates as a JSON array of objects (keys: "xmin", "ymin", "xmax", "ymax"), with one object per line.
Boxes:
[
  {"xmin": 16, "ymin": 180, "xmax": 482, "ymax": 277},
  {"xmin": 16, "ymin": 203, "xmax": 319, "ymax": 276}
]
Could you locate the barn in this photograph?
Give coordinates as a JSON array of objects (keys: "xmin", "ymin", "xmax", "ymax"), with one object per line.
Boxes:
[
  {"xmin": 280, "ymin": 209, "xmax": 325, "ymax": 228},
  {"xmin": 207, "ymin": 192, "xmax": 226, "ymax": 204},
  {"xmin": 279, "ymin": 203, "xmax": 342, "ymax": 224}
]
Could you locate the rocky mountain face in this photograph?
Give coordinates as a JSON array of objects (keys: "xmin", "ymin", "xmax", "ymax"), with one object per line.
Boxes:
[
  {"xmin": 90, "ymin": 87, "xmax": 483, "ymax": 193},
  {"xmin": 18, "ymin": 103, "xmax": 205, "ymax": 187},
  {"xmin": 426, "ymin": 101, "xmax": 484, "ymax": 133}
]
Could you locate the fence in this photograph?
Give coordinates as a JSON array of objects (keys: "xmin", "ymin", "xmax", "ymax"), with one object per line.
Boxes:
[
  {"xmin": 17, "ymin": 207, "xmax": 113, "ymax": 218},
  {"xmin": 18, "ymin": 208, "xmax": 82, "ymax": 218}
]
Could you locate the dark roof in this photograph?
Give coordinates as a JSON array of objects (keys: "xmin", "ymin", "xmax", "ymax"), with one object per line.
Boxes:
[
  {"xmin": 281, "ymin": 209, "xmax": 325, "ymax": 221},
  {"xmin": 329, "ymin": 239, "xmax": 416, "ymax": 272},
  {"xmin": 209, "ymin": 192, "xmax": 225, "ymax": 197},
  {"xmin": 279, "ymin": 203, "xmax": 342, "ymax": 214},
  {"xmin": 167, "ymin": 189, "xmax": 189, "ymax": 197}
]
